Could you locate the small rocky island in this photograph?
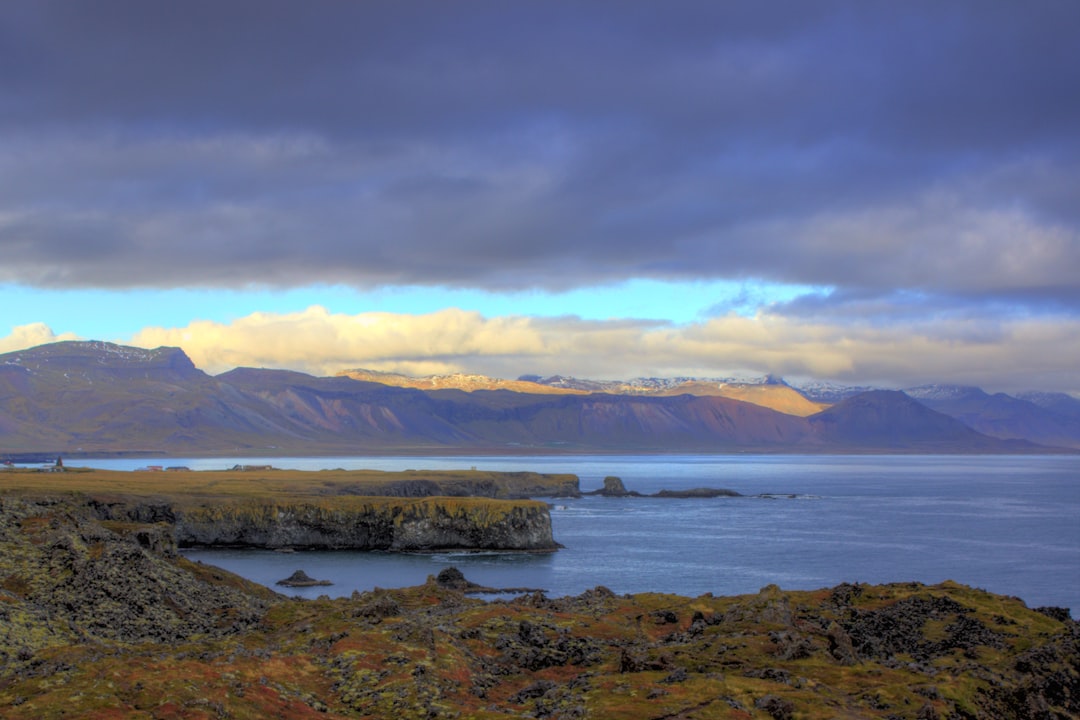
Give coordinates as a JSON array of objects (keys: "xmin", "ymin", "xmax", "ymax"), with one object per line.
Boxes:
[
  {"xmin": 277, "ymin": 570, "xmax": 332, "ymax": 587},
  {"xmin": 585, "ymin": 475, "xmax": 742, "ymax": 498}
]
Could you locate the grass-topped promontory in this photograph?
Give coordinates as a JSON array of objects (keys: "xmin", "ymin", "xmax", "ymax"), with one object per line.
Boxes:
[
  {"xmin": 0, "ymin": 467, "xmax": 571, "ymax": 552},
  {"xmin": 0, "ymin": 466, "xmax": 580, "ymax": 504}
]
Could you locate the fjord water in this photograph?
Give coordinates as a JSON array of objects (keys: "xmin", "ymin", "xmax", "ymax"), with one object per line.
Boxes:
[{"xmin": 92, "ymin": 454, "xmax": 1079, "ymax": 614}]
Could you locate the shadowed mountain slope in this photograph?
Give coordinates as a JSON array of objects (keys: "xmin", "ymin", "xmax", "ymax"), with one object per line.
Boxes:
[
  {"xmin": 1018, "ymin": 390, "xmax": 1080, "ymax": 421},
  {"xmin": 0, "ymin": 341, "xmax": 280, "ymax": 453},
  {"xmin": 808, "ymin": 390, "xmax": 1043, "ymax": 452},
  {"xmin": 907, "ymin": 385, "xmax": 1080, "ymax": 449}
]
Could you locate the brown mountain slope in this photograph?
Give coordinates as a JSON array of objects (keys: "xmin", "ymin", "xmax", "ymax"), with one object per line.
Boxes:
[
  {"xmin": 654, "ymin": 381, "xmax": 831, "ymax": 416},
  {"xmin": 339, "ymin": 370, "xmax": 830, "ymax": 416},
  {"xmin": 222, "ymin": 369, "xmax": 815, "ymax": 452}
]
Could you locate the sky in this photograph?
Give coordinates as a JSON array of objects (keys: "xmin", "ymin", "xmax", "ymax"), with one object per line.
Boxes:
[{"xmin": 1, "ymin": 1, "xmax": 1078, "ymax": 394}]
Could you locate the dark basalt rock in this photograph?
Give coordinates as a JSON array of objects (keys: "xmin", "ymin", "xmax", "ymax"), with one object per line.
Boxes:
[
  {"xmin": 842, "ymin": 594, "xmax": 1005, "ymax": 662},
  {"xmin": 0, "ymin": 496, "xmax": 272, "ymax": 651},
  {"xmin": 434, "ymin": 566, "xmax": 544, "ymax": 595},
  {"xmin": 585, "ymin": 476, "xmax": 742, "ymax": 498},
  {"xmin": 584, "ymin": 476, "xmax": 640, "ymax": 497},
  {"xmin": 174, "ymin": 499, "xmax": 559, "ymax": 552},
  {"xmin": 1035, "ymin": 606, "xmax": 1074, "ymax": 622},
  {"xmin": 277, "ymin": 570, "xmax": 332, "ymax": 587},
  {"xmin": 756, "ymin": 694, "xmax": 795, "ymax": 720},
  {"xmin": 653, "ymin": 487, "xmax": 742, "ymax": 498},
  {"xmin": 1002, "ymin": 622, "xmax": 1080, "ymax": 717},
  {"xmin": 434, "ymin": 566, "xmax": 473, "ymax": 590},
  {"xmin": 494, "ymin": 618, "xmax": 604, "ymax": 671}
]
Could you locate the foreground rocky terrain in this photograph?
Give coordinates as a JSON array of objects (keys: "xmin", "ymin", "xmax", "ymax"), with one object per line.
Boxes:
[{"xmin": 1, "ymin": 490, "xmax": 1077, "ymax": 718}]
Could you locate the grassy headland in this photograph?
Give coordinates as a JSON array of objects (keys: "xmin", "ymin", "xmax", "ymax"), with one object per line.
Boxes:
[
  {"xmin": 0, "ymin": 465, "xmax": 581, "ymax": 502},
  {"xmin": 0, "ymin": 467, "xmax": 573, "ymax": 552}
]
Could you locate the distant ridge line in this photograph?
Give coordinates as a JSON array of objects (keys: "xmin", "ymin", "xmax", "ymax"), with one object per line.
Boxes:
[{"xmin": 1, "ymin": 340, "xmax": 1076, "ymax": 455}]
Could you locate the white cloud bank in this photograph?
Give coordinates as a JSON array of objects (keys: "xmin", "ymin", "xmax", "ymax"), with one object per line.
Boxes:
[
  {"xmin": 4, "ymin": 308, "xmax": 1078, "ymax": 395},
  {"xmin": 0, "ymin": 323, "xmax": 79, "ymax": 354}
]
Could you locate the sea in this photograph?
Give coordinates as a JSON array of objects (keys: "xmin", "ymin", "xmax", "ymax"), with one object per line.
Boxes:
[{"xmin": 79, "ymin": 454, "xmax": 1079, "ymax": 615}]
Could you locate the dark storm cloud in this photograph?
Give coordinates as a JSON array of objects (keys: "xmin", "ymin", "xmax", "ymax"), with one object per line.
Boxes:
[{"xmin": 1, "ymin": 0, "xmax": 1078, "ymax": 307}]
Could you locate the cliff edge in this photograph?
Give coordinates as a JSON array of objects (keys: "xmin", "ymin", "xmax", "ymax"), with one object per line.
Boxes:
[
  {"xmin": 171, "ymin": 497, "xmax": 558, "ymax": 551},
  {"xmin": 1, "ymin": 467, "xmax": 565, "ymax": 552}
]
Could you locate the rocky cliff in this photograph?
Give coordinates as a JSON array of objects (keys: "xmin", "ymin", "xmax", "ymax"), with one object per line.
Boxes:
[
  {"xmin": 171, "ymin": 497, "xmax": 558, "ymax": 551},
  {"xmin": 2, "ymin": 467, "xmax": 565, "ymax": 552},
  {"xmin": 79, "ymin": 495, "xmax": 557, "ymax": 552},
  {"xmin": 0, "ymin": 495, "xmax": 275, "ymax": 656}
]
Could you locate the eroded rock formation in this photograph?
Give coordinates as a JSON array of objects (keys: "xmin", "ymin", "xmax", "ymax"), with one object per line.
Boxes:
[{"xmin": 87, "ymin": 496, "xmax": 558, "ymax": 552}]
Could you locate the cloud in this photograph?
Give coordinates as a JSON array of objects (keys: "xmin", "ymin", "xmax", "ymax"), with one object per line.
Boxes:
[
  {"xmin": 0, "ymin": 1, "xmax": 1076, "ymax": 310},
  {"xmin": 121, "ymin": 307, "xmax": 1080, "ymax": 395},
  {"xmin": 5, "ymin": 305, "xmax": 1078, "ymax": 394},
  {"xmin": 128, "ymin": 306, "xmax": 551, "ymax": 377},
  {"xmin": 0, "ymin": 323, "xmax": 79, "ymax": 353}
]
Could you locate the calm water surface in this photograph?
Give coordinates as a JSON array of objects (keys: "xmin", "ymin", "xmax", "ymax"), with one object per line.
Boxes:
[{"xmin": 85, "ymin": 454, "xmax": 1079, "ymax": 614}]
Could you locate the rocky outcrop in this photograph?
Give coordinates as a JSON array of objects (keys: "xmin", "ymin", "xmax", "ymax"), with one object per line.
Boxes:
[
  {"xmin": 173, "ymin": 498, "xmax": 559, "ymax": 552},
  {"xmin": 652, "ymin": 487, "xmax": 742, "ymax": 498},
  {"xmin": 434, "ymin": 566, "xmax": 544, "ymax": 595},
  {"xmin": 584, "ymin": 476, "xmax": 742, "ymax": 499},
  {"xmin": 593, "ymin": 475, "xmax": 636, "ymax": 496},
  {"xmin": 277, "ymin": 570, "xmax": 332, "ymax": 587},
  {"xmin": 82, "ymin": 491, "xmax": 560, "ymax": 552},
  {"xmin": 0, "ymin": 496, "xmax": 274, "ymax": 660}
]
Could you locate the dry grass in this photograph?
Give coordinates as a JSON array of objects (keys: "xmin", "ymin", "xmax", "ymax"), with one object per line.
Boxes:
[{"xmin": 0, "ymin": 467, "xmax": 570, "ymax": 508}]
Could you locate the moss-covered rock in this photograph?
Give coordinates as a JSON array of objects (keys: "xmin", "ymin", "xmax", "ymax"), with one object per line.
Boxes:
[{"xmin": 0, "ymin": 496, "xmax": 275, "ymax": 658}]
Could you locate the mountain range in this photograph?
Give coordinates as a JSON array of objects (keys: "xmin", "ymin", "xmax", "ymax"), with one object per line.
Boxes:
[{"xmin": 1, "ymin": 340, "xmax": 1076, "ymax": 457}]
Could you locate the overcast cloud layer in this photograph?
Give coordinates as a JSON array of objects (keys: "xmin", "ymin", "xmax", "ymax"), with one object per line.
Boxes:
[{"xmin": 2, "ymin": 2, "xmax": 1079, "ymax": 392}]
